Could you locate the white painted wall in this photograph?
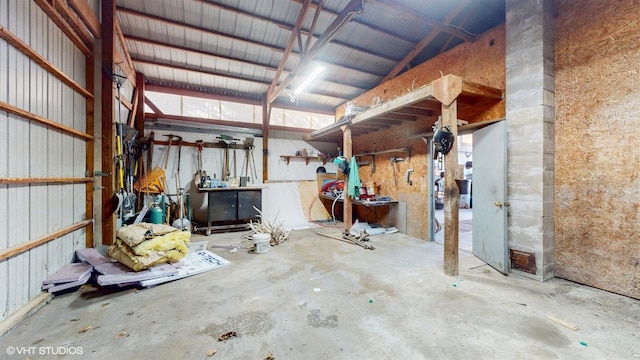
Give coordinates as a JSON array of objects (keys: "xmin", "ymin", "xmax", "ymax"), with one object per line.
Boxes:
[
  {"xmin": 147, "ymin": 129, "xmax": 337, "ymax": 223},
  {"xmin": 0, "ymin": 3, "xmax": 88, "ymax": 322}
]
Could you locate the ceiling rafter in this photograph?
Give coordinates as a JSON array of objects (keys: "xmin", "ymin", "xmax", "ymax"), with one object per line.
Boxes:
[
  {"xmin": 132, "ymin": 57, "xmax": 272, "ymax": 86},
  {"xmin": 198, "ymin": 0, "xmax": 400, "ymax": 63},
  {"xmin": 291, "ymin": 0, "xmax": 416, "ymax": 45},
  {"xmin": 125, "ymin": 35, "xmax": 369, "ymax": 91},
  {"xmin": 380, "ymin": 0, "xmax": 473, "ymax": 83},
  {"xmin": 268, "ymin": 0, "xmax": 367, "ymax": 103},
  {"xmin": 437, "ymin": 1, "xmax": 478, "ymax": 56},
  {"xmin": 117, "ymin": 6, "xmax": 385, "ymax": 82},
  {"xmin": 145, "ymin": 81, "xmax": 337, "ymax": 115},
  {"xmin": 135, "ymin": 57, "xmax": 352, "ymax": 101},
  {"xmin": 267, "ymin": 0, "xmax": 313, "ymax": 102},
  {"xmin": 371, "ymin": 0, "xmax": 476, "ymax": 43},
  {"xmin": 305, "ymin": 0, "xmax": 324, "ymax": 52}
]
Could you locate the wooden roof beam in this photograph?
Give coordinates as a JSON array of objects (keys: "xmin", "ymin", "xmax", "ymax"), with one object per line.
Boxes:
[
  {"xmin": 144, "ymin": 96, "xmax": 164, "ymax": 115},
  {"xmin": 52, "ymin": 0, "xmax": 94, "ymax": 45},
  {"xmin": 133, "ymin": 57, "xmax": 272, "ymax": 86},
  {"xmin": 372, "ymin": 0, "xmax": 476, "ymax": 43},
  {"xmin": 67, "ymin": 0, "xmax": 100, "ymax": 38},
  {"xmin": 292, "ymin": 0, "xmax": 415, "ymax": 44},
  {"xmin": 461, "ymin": 80, "xmax": 504, "ymax": 100},
  {"xmin": 118, "ymin": 6, "xmax": 381, "ymax": 86},
  {"xmin": 268, "ymin": 0, "xmax": 366, "ymax": 103},
  {"xmin": 145, "ymin": 82, "xmax": 336, "ymax": 115},
  {"xmin": 124, "ymin": 35, "xmax": 369, "ymax": 91},
  {"xmin": 198, "ymin": 0, "xmax": 399, "ymax": 62},
  {"xmin": 267, "ymin": 0, "xmax": 312, "ymax": 104},
  {"xmin": 381, "ymin": 0, "xmax": 472, "ymax": 83}
]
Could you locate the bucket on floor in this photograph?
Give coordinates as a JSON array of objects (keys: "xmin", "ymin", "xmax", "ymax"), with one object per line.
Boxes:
[{"xmin": 253, "ymin": 233, "xmax": 271, "ymax": 254}]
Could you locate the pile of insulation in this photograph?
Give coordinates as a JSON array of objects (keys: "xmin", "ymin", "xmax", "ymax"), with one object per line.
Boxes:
[{"xmin": 108, "ymin": 223, "xmax": 191, "ymax": 271}]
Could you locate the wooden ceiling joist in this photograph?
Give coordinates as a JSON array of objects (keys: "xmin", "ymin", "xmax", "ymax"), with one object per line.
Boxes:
[
  {"xmin": 133, "ymin": 57, "xmax": 273, "ymax": 86},
  {"xmin": 305, "ymin": 0, "xmax": 324, "ymax": 52},
  {"xmin": 292, "ymin": 0, "xmax": 416, "ymax": 45},
  {"xmin": 117, "ymin": 6, "xmax": 282, "ymax": 59},
  {"xmin": 51, "ymin": 0, "xmax": 93, "ymax": 46},
  {"xmin": 115, "ymin": 18, "xmax": 135, "ymax": 81},
  {"xmin": 202, "ymin": 0, "xmax": 413, "ymax": 59},
  {"xmin": 67, "ymin": 0, "xmax": 101, "ymax": 38},
  {"xmin": 268, "ymin": 0, "xmax": 366, "ymax": 103},
  {"xmin": 144, "ymin": 96, "xmax": 165, "ymax": 115},
  {"xmin": 267, "ymin": 0, "xmax": 313, "ymax": 103},
  {"xmin": 125, "ymin": 35, "xmax": 368, "ymax": 92},
  {"xmin": 118, "ymin": 6, "xmax": 383, "ymax": 86}
]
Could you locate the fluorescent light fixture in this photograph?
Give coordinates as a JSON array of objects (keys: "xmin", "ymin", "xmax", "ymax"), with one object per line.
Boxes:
[{"xmin": 294, "ymin": 65, "xmax": 325, "ymax": 95}]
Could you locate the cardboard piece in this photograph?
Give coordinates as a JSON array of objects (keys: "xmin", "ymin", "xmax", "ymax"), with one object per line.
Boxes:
[{"xmin": 139, "ymin": 250, "xmax": 229, "ymax": 287}]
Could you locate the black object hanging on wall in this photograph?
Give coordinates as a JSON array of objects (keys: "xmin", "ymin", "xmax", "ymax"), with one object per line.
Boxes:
[{"xmin": 433, "ymin": 125, "xmax": 454, "ymax": 155}]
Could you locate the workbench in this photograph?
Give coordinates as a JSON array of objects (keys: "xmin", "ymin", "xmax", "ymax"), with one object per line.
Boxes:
[
  {"xmin": 196, "ymin": 186, "xmax": 264, "ymax": 235},
  {"xmin": 319, "ymin": 194, "xmax": 397, "ymax": 227}
]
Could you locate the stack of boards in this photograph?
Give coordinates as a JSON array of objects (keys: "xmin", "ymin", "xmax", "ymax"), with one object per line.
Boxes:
[{"xmin": 41, "ymin": 262, "xmax": 93, "ymax": 293}]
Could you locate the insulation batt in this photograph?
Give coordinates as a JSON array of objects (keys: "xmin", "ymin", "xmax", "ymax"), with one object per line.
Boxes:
[{"xmin": 108, "ymin": 223, "xmax": 191, "ymax": 271}]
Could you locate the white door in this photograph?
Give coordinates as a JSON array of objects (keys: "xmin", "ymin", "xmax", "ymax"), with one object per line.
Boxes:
[{"xmin": 472, "ymin": 121, "xmax": 508, "ymax": 273}]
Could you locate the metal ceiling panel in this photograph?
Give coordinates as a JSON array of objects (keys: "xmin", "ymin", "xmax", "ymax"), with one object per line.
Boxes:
[{"xmin": 116, "ymin": 0, "xmax": 505, "ymax": 116}]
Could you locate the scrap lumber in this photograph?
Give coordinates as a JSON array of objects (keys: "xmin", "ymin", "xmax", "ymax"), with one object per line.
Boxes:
[{"xmin": 315, "ymin": 231, "xmax": 375, "ymax": 250}]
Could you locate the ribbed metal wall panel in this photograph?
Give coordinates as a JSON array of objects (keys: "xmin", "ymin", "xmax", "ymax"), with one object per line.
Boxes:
[
  {"xmin": 0, "ymin": 2, "xmax": 88, "ymax": 322},
  {"xmin": 0, "ymin": 0, "xmax": 8, "ymax": 322}
]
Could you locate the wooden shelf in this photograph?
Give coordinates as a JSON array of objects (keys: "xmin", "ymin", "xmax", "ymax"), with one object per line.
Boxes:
[
  {"xmin": 354, "ymin": 147, "xmax": 411, "ymax": 161},
  {"xmin": 280, "ymin": 155, "xmax": 327, "ymax": 165}
]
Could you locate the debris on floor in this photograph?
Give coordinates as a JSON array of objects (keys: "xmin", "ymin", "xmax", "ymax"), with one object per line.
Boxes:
[
  {"xmin": 265, "ymin": 353, "xmax": 275, "ymax": 360},
  {"xmin": 547, "ymin": 315, "xmax": 579, "ymax": 331},
  {"xmin": 41, "ymin": 262, "xmax": 92, "ymax": 293},
  {"xmin": 314, "ymin": 231, "xmax": 375, "ymax": 250},
  {"xmin": 205, "ymin": 349, "xmax": 218, "ymax": 356},
  {"xmin": 40, "ymin": 224, "xmax": 229, "ymax": 294},
  {"xmin": 218, "ymin": 331, "xmax": 237, "ymax": 342},
  {"xmin": 108, "ymin": 223, "xmax": 191, "ymax": 271},
  {"xmin": 248, "ymin": 207, "xmax": 291, "ymax": 246}
]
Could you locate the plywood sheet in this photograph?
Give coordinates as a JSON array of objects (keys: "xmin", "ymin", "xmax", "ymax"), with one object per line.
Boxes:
[
  {"xmin": 555, "ymin": 0, "xmax": 640, "ymax": 299},
  {"xmin": 334, "ymin": 25, "xmax": 506, "ymax": 240},
  {"xmin": 336, "ymin": 24, "xmax": 506, "ymax": 122}
]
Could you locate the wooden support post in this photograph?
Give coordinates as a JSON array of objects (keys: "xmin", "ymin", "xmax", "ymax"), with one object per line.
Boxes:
[
  {"xmin": 342, "ymin": 125, "xmax": 352, "ymax": 230},
  {"xmin": 262, "ymin": 95, "xmax": 270, "ymax": 182},
  {"xmin": 85, "ymin": 48, "xmax": 95, "ymax": 248},
  {"xmin": 135, "ymin": 73, "xmax": 145, "ymax": 135},
  {"xmin": 442, "ymin": 100, "xmax": 459, "ymax": 276},
  {"xmin": 432, "ymin": 74, "xmax": 462, "ymax": 276},
  {"xmin": 101, "ymin": 0, "xmax": 116, "ymax": 246}
]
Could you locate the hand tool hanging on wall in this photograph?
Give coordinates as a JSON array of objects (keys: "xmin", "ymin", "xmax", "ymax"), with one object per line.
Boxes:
[
  {"xmin": 163, "ymin": 134, "xmax": 174, "ymax": 169},
  {"xmin": 241, "ymin": 138, "xmax": 258, "ymax": 182},
  {"xmin": 216, "ymin": 134, "xmax": 240, "ymax": 181},
  {"xmin": 389, "ymin": 157, "xmax": 405, "ymax": 188},
  {"xmin": 175, "ymin": 135, "xmax": 183, "ymax": 176},
  {"xmin": 112, "ymin": 75, "xmax": 138, "ymax": 224},
  {"xmin": 194, "ymin": 140, "xmax": 206, "ymax": 186}
]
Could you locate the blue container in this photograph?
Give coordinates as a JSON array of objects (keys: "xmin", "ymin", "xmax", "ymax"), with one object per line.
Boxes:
[{"xmin": 150, "ymin": 203, "xmax": 163, "ymax": 224}]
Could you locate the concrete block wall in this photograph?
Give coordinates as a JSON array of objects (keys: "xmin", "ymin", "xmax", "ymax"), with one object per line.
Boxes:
[{"xmin": 505, "ymin": 0, "xmax": 555, "ymax": 280}]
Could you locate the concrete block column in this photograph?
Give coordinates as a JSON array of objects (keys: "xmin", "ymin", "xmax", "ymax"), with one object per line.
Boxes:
[{"xmin": 505, "ymin": 0, "xmax": 555, "ymax": 280}]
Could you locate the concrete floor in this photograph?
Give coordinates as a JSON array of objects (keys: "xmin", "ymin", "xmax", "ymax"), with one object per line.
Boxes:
[
  {"xmin": 434, "ymin": 208, "xmax": 473, "ymax": 252},
  {"xmin": 1, "ymin": 226, "xmax": 639, "ymax": 359}
]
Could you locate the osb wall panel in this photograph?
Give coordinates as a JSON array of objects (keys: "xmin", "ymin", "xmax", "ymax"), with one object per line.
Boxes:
[
  {"xmin": 336, "ymin": 24, "xmax": 506, "ymax": 121},
  {"xmin": 342, "ymin": 25, "xmax": 506, "ymax": 240},
  {"xmin": 555, "ymin": 0, "xmax": 640, "ymax": 299}
]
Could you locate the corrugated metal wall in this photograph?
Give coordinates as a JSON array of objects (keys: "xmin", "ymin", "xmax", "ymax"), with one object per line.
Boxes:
[{"xmin": 0, "ymin": 2, "xmax": 88, "ymax": 321}]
